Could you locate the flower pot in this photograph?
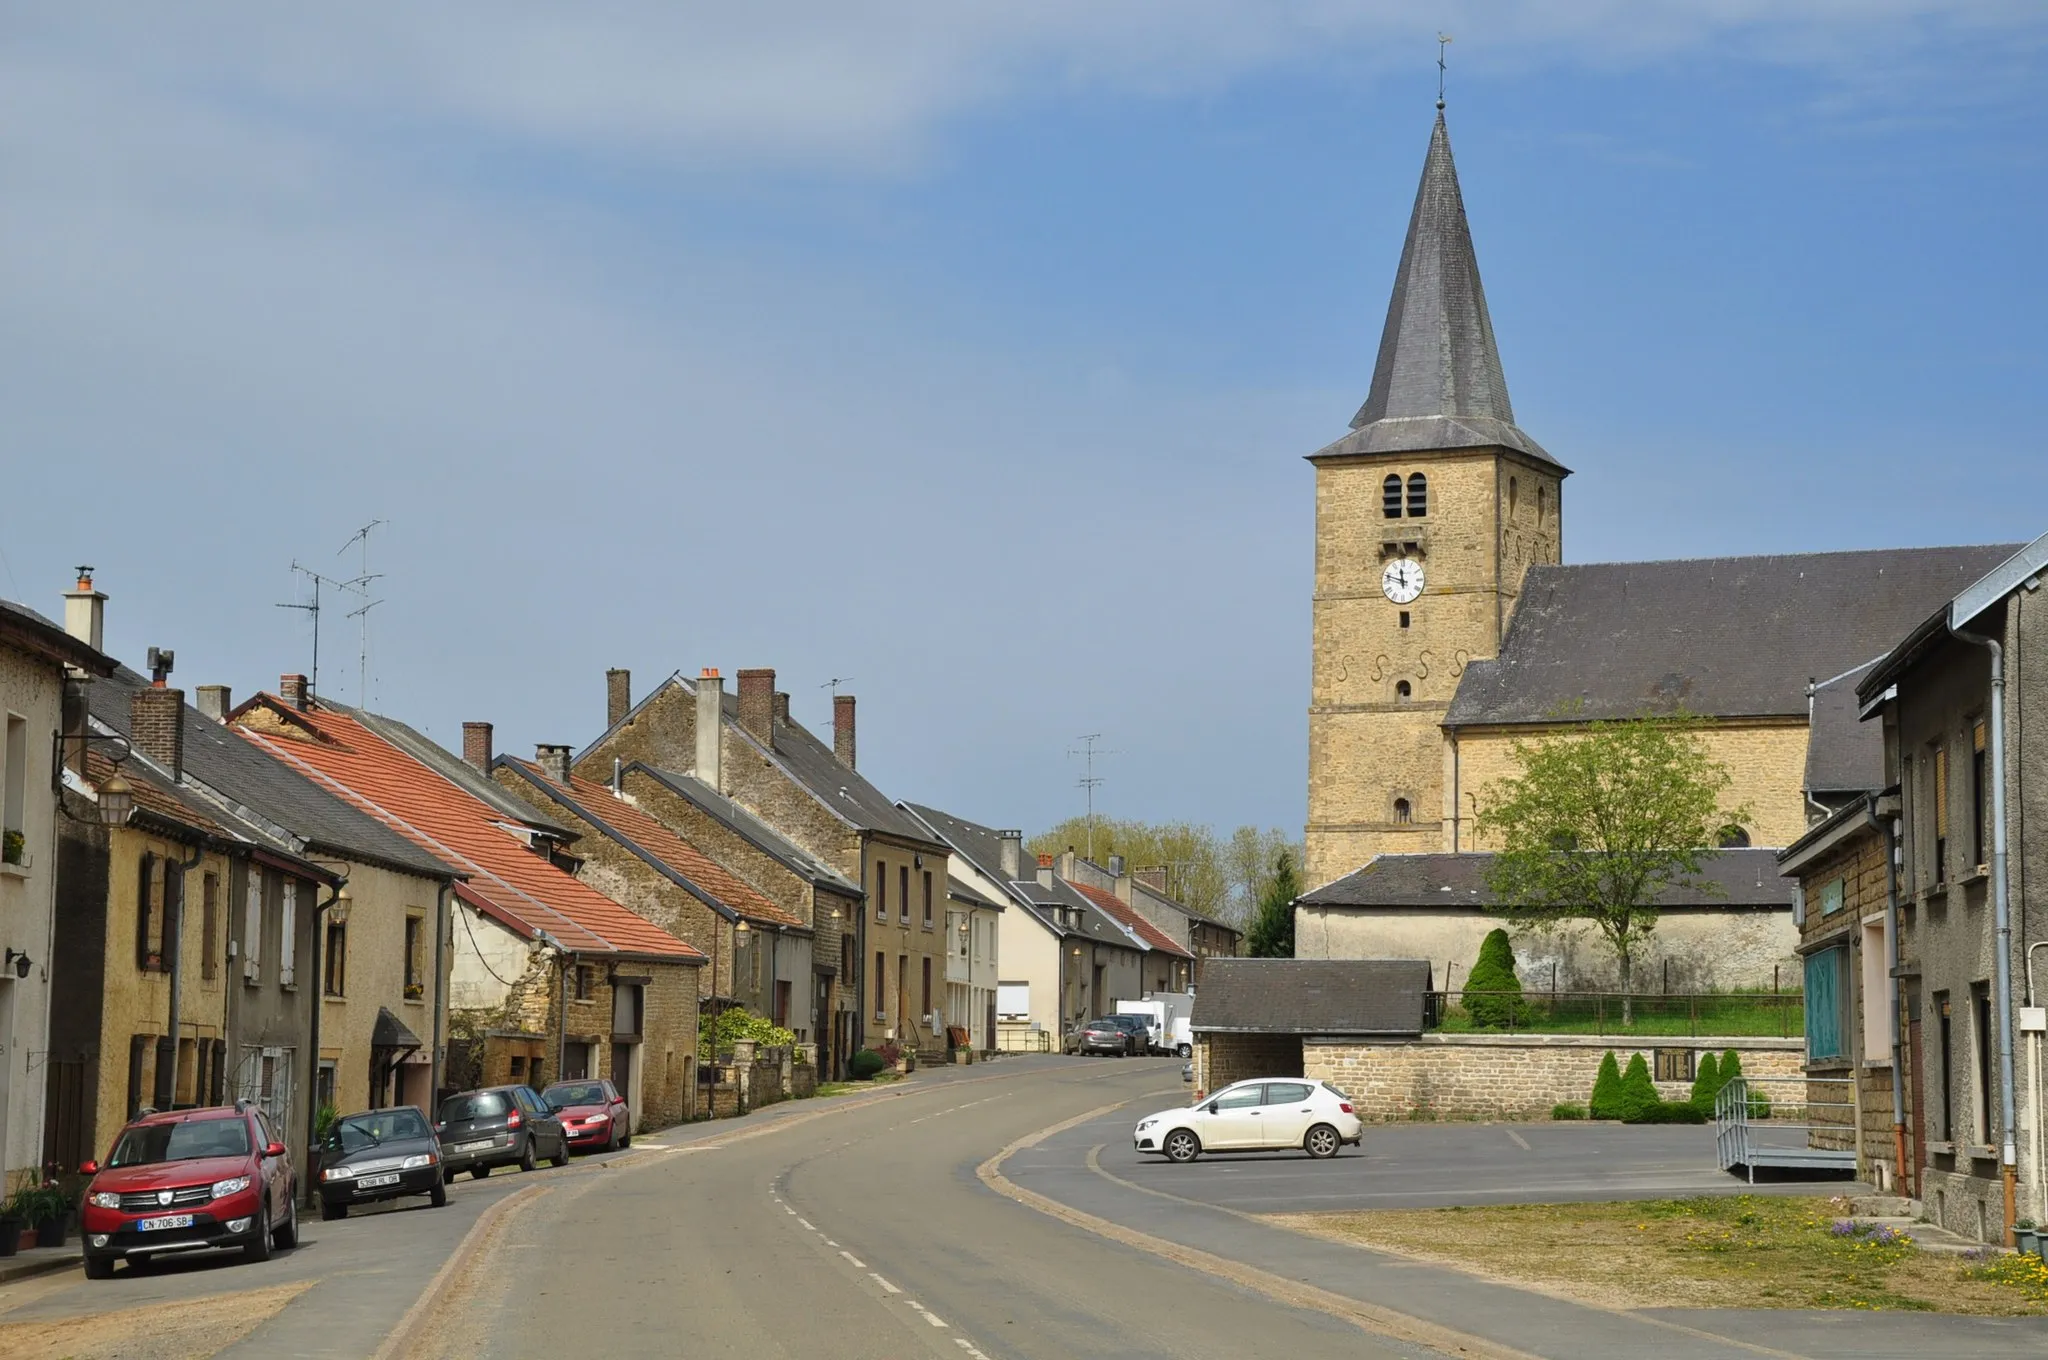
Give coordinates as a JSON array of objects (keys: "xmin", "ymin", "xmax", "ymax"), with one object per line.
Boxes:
[
  {"xmin": 36, "ymin": 1215, "xmax": 68, "ymax": 1249},
  {"xmin": 2017, "ymin": 1228, "xmax": 2039, "ymax": 1254},
  {"xmin": 11, "ymin": 1227, "xmax": 31, "ymax": 1252},
  {"xmin": 0, "ymin": 1219, "xmax": 19, "ymax": 1258}
]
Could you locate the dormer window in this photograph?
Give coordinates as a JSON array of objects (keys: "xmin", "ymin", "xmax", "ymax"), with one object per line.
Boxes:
[
  {"xmin": 1407, "ymin": 473, "xmax": 1428, "ymax": 518},
  {"xmin": 1382, "ymin": 474, "xmax": 1403, "ymax": 519}
]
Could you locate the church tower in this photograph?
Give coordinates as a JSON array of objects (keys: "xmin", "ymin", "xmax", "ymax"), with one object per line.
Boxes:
[{"xmin": 1304, "ymin": 109, "xmax": 1568, "ymax": 887}]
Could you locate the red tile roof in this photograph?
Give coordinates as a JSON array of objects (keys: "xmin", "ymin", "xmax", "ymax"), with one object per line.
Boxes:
[
  {"xmin": 233, "ymin": 702, "xmax": 702, "ymax": 962},
  {"xmin": 1072, "ymin": 882, "xmax": 1194, "ymax": 959},
  {"xmin": 501, "ymin": 761, "xmax": 806, "ymax": 931}
]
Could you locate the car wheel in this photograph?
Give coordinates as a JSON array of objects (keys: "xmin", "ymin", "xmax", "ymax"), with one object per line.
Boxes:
[
  {"xmin": 321, "ymin": 1200, "xmax": 346, "ymax": 1221},
  {"xmin": 243, "ymin": 1203, "xmax": 273, "ymax": 1262},
  {"xmin": 430, "ymin": 1180, "xmax": 448, "ymax": 1208},
  {"xmin": 1163, "ymin": 1129, "xmax": 1201, "ymax": 1163},
  {"xmin": 273, "ymin": 1192, "xmax": 299, "ymax": 1249},
  {"xmin": 549, "ymin": 1137, "xmax": 569, "ymax": 1169},
  {"xmin": 619, "ymin": 1128, "xmax": 630, "ymax": 1149},
  {"xmin": 519, "ymin": 1139, "xmax": 538, "ymax": 1173},
  {"xmin": 83, "ymin": 1254, "xmax": 114, "ymax": 1280},
  {"xmin": 1177, "ymin": 1043, "xmax": 1191, "ymax": 1059},
  {"xmin": 1304, "ymin": 1123, "xmax": 1342, "ymax": 1160},
  {"xmin": 471, "ymin": 1165, "xmax": 491, "ymax": 1180}
]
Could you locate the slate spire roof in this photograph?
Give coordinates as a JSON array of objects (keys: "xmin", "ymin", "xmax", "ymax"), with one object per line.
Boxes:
[{"xmin": 1313, "ymin": 112, "xmax": 1559, "ymax": 469}]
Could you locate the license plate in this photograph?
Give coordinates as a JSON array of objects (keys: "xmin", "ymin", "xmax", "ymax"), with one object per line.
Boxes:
[
  {"xmin": 137, "ymin": 1213, "xmax": 195, "ymax": 1232},
  {"xmin": 358, "ymin": 1173, "xmax": 401, "ymax": 1188},
  {"xmin": 456, "ymin": 1139, "xmax": 493, "ymax": 1152}
]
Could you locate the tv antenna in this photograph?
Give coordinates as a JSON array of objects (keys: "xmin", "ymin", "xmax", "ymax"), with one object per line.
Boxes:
[
  {"xmin": 337, "ymin": 520, "xmax": 387, "ymax": 705},
  {"xmin": 276, "ymin": 562, "xmax": 353, "ymax": 699},
  {"xmin": 820, "ymin": 677, "xmax": 855, "ymax": 697},
  {"xmin": 1066, "ymin": 733, "xmax": 1119, "ymax": 861},
  {"xmin": 1437, "ymin": 33, "xmax": 1453, "ymax": 109}
]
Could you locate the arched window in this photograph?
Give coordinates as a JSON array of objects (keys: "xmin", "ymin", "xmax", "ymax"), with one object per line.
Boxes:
[
  {"xmin": 1537, "ymin": 484, "xmax": 1548, "ymax": 526},
  {"xmin": 1382, "ymin": 474, "xmax": 1403, "ymax": 519},
  {"xmin": 1393, "ymin": 798, "xmax": 1413, "ymax": 825},
  {"xmin": 1394, "ymin": 680, "xmax": 1412, "ymax": 702},
  {"xmin": 1407, "ymin": 473, "xmax": 1428, "ymax": 517},
  {"xmin": 1719, "ymin": 826, "xmax": 1752, "ymax": 849},
  {"xmin": 1507, "ymin": 476, "xmax": 1518, "ymax": 518}
]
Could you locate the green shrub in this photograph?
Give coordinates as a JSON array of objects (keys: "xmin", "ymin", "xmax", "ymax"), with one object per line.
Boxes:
[
  {"xmin": 848, "ymin": 1049, "xmax": 888, "ymax": 1081},
  {"xmin": 1461, "ymin": 928, "xmax": 1529, "ymax": 1029},
  {"xmin": 1716, "ymin": 1049, "xmax": 1772, "ymax": 1118},
  {"xmin": 700, "ymin": 1007, "xmax": 799, "ymax": 1058},
  {"xmin": 1551, "ymin": 1102, "xmax": 1587, "ymax": 1120},
  {"xmin": 1616, "ymin": 1053, "xmax": 1659, "ymax": 1123},
  {"xmin": 1689, "ymin": 1051, "xmax": 1721, "ymax": 1114},
  {"xmin": 1589, "ymin": 1051, "xmax": 1623, "ymax": 1119},
  {"xmin": 1629, "ymin": 1100, "xmax": 1708, "ymax": 1126}
]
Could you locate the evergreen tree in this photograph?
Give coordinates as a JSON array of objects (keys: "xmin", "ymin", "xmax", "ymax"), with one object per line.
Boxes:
[
  {"xmin": 1245, "ymin": 850, "xmax": 1300, "ymax": 958},
  {"xmin": 1589, "ymin": 1051, "xmax": 1624, "ymax": 1120},
  {"xmin": 1689, "ymin": 1051, "xmax": 1721, "ymax": 1114},
  {"xmin": 1461, "ymin": 928, "xmax": 1528, "ymax": 1028},
  {"xmin": 1617, "ymin": 1053, "xmax": 1659, "ymax": 1122}
]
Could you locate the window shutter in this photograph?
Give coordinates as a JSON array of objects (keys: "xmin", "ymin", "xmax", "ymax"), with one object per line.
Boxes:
[
  {"xmin": 136, "ymin": 853, "xmax": 156, "ymax": 971},
  {"xmin": 279, "ymin": 878, "xmax": 297, "ymax": 986},
  {"xmin": 245, "ymin": 867, "xmax": 264, "ymax": 981},
  {"xmin": 1804, "ymin": 948, "xmax": 1845, "ymax": 1061},
  {"xmin": 162, "ymin": 865, "xmax": 183, "ymax": 972}
]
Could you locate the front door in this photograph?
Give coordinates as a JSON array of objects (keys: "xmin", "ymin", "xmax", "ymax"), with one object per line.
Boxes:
[{"xmin": 1200, "ymin": 1084, "xmax": 1267, "ymax": 1150}]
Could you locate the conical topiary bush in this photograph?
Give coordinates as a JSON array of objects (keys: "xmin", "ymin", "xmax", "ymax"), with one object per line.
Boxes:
[
  {"xmin": 1617, "ymin": 1053, "xmax": 1659, "ymax": 1123},
  {"xmin": 1461, "ymin": 928, "xmax": 1528, "ymax": 1029},
  {"xmin": 1589, "ymin": 1051, "xmax": 1624, "ymax": 1120},
  {"xmin": 1689, "ymin": 1052, "xmax": 1720, "ymax": 1114}
]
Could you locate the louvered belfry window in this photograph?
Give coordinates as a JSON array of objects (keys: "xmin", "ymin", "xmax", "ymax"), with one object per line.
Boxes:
[
  {"xmin": 1382, "ymin": 474, "xmax": 1403, "ymax": 519},
  {"xmin": 1407, "ymin": 473, "xmax": 1428, "ymax": 517}
]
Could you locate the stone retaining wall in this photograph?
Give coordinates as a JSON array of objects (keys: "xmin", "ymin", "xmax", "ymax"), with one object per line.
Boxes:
[{"xmin": 1300, "ymin": 1035, "xmax": 1805, "ymax": 1121}]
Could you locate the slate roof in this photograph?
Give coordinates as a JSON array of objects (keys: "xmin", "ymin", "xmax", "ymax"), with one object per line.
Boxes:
[
  {"xmin": 235, "ymin": 698, "xmax": 702, "ymax": 962},
  {"xmin": 80, "ymin": 749, "xmax": 333, "ymax": 881},
  {"xmin": 0, "ymin": 597, "xmax": 117, "ymax": 674},
  {"xmin": 1298, "ymin": 850, "xmax": 1794, "ymax": 910},
  {"xmin": 902, "ymin": 803, "xmax": 1136, "ymax": 950},
  {"xmin": 1444, "ymin": 545, "xmax": 2022, "ymax": 728},
  {"xmin": 371, "ymin": 1006, "xmax": 423, "ymax": 1051},
  {"xmin": 947, "ymin": 876, "xmax": 1004, "ymax": 911},
  {"xmin": 626, "ymin": 764, "xmax": 860, "ymax": 896},
  {"xmin": 1191, "ymin": 959, "xmax": 1433, "ymax": 1037},
  {"xmin": 1071, "ymin": 882, "xmax": 1193, "ymax": 959},
  {"xmin": 90, "ymin": 667, "xmax": 454, "ymax": 880},
  {"xmin": 497, "ymin": 759, "xmax": 805, "ymax": 930},
  {"xmin": 1859, "ymin": 529, "xmax": 2048, "ymax": 702},
  {"xmin": 1805, "ymin": 673, "xmax": 1884, "ymax": 797},
  {"xmin": 1309, "ymin": 113, "xmax": 1556, "ymax": 469}
]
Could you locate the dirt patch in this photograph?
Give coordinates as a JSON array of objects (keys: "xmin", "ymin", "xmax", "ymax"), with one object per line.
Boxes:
[
  {"xmin": 1274, "ymin": 1195, "xmax": 2048, "ymax": 1316},
  {"xmin": 0, "ymin": 1279, "xmax": 313, "ymax": 1359}
]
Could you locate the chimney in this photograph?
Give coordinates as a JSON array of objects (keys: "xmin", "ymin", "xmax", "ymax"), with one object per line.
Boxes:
[
  {"xmin": 1106, "ymin": 853, "xmax": 1126, "ymax": 877},
  {"xmin": 833, "ymin": 694, "xmax": 857, "ymax": 769},
  {"xmin": 131, "ymin": 686, "xmax": 185, "ymax": 782},
  {"xmin": 695, "ymin": 669, "xmax": 724, "ymax": 791},
  {"xmin": 196, "ymin": 685, "xmax": 232, "ymax": 723},
  {"xmin": 63, "ymin": 568, "xmax": 106, "ymax": 651},
  {"xmin": 280, "ymin": 674, "xmax": 309, "ymax": 711},
  {"xmin": 1112, "ymin": 860, "xmax": 1135, "ymax": 905},
  {"xmin": 1036, "ymin": 852, "xmax": 1055, "ymax": 888},
  {"xmin": 536, "ymin": 743, "xmax": 573, "ymax": 785},
  {"xmin": 1059, "ymin": 849, "xmax": 1077, "ymax": 880},
  {"xmin": 772, "ymin": 691, "xmax": 790, "ymax": 726},
  {"xmin": 606, "ymin": 668, "xmax": 631, "ymax": 728},
  {"xmin": 462, "ymin": 721, "xmax": 494, "ymax": 773},
  {"xmin": 998, "ymin": 830, "xmax": 1023, "ymax": 881},
  {"xmin": 737, "ymin": 668, "xmax": 775, "ymax": 746},
  {"xmin": 1135, "ymin": 866, "xmax": 1169, "ymax": 895}
]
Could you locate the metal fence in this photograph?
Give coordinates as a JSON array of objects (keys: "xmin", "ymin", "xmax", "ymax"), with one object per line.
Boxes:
[
  {"xmin": 994, "ymin": 1027, "xmax": 1053, "ymax": 1053},
  {"xmin": 1429, "ymin": 989, "xmax": 1804, "ymax": 1038}
]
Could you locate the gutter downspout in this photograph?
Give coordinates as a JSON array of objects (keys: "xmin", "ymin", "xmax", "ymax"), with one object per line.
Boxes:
[
  {"xmin": 2029, "ymin": 941, "xmax": 2048, "ymax": 1229},
  {"xmin": 1450, "ymin": 729, "xmax": 1461, "ymax": 853},
  {"xmin": 304, "ymin": 879, "xmax": 348, "ymax": 1208},
  {"xmin": 1953, "ymin": 621, "xmax": 2018, "ymax": 1244},
  {"xmin": 431, "ymin": 882, "xmax": 450, "ymax": 1107},
  {"xmin": 556, "ymin": 948, "xmax": 570, "ymax": 1085},
  {"xmin": 1885, "ymin": 813, "xmax": 1907, "ymax": 1194},
  {"xmin": 167, "ymin": 844, "xmax": 205, "ymax": 1107}
]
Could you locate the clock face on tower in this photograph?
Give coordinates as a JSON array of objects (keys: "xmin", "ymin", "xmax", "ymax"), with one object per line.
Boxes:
[{"xmin": 1381, "ymin": 557, "xmax": 1425, "ymax": 605}]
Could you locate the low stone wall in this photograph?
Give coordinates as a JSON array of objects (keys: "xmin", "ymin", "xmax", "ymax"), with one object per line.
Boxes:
[{"xmin": 1300, "ymin": 1035, "xmax": 1805, "ymax": 1121}]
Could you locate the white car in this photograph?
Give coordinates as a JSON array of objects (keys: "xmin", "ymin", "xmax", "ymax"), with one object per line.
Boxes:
[{"xmin": 1134, "ymin": 1078, "xmax": 1363, "ymax": 1162}]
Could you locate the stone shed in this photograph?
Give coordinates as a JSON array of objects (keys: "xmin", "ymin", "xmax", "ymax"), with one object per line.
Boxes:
[{"xmin": 1190, "ymin": 958, "xmax": 1432, "ymax": 1096}]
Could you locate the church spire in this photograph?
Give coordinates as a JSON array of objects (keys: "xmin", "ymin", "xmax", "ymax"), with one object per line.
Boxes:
[{"xmin": 1321, "ymin": 111, "xmax": 1559, "ymax": 468}]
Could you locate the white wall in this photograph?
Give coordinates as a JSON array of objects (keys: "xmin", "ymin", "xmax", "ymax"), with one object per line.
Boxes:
[{"xmin": 0, "ymin": 643, "xmax": 63, "ymax": 1183}]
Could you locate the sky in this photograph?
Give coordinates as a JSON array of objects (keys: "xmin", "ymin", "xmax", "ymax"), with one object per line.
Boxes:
[{"xmin": 2, "ymin": 4, "xmax": 2044, "ymax": 844}]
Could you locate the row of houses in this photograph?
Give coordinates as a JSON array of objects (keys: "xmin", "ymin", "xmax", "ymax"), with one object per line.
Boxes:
[{"xmin": 0, "ymin": 572, "xmax": 1236, "ymax": 1192}]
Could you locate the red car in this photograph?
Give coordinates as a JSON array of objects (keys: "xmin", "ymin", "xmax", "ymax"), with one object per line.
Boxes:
[
  {"xmin": 79, "ymin": 1103, "xmax": 299, "ymax": 1279},
  {"xmin": 541, "ymin": 1079, "xmax": 632, "ymax": 1152}
]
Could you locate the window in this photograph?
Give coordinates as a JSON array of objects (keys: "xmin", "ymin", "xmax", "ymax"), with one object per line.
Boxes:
[
  {"xmin": 1537, "ymin": 484, "xmax": 1549, "ymax": 525},
  {"xmin": 1720, "ymin": 826, "xmax": 1751, "ymax": 848},
  {"xmin": 1803, "ymin": 946, "xmax": 1848, "ymax": 1061},
  {"xmin": 874, "ymin": 951, "xmax": 886, "ymax": 1019},
  {"xmin": 921, "ymin": 956, "xmax": 932, "ymax": 1016},
  {"xmin": 1934, "ymin": 992, "xmax": 1953, "ymax": 1140},
  {"xmin": 1406, "ymin": 472, "xmax": 1428, "ymax": 518},
  {"xmin": 1394, "ymin": 680, "xmax": 1411, "ymax": 701},
  {"xmin": 1398, "ymin": 610, "xmax": 1410, "ymax": 630},
  {"xmin": 574, "ymin": 964, "xmax": 595, "ymax": 1001},
  {"xmin": 899, "ymin": 866, "xmax": 910, "ymax": 922},
  {"xmin": 1974, "ymin": 981, "xmax": 1994, "ymax": 1143},
  {"xmin": 1213, "ymin": 1085, "xmax": 1264, "ymax": 1111},
  {"xmin": 1381, "ymin": 474, "xmax": 1403, "ymax": 519},
  {"xmin": 774, "ymin": 979, "xmax": 791, "ymax": 1027},
  {"xmin": 1266, "ymin": 1081, "xmax": 1313, "ymax": 1105},
  {"xmin": 404, "ymin": 914, "xmax": 424, "ymax": 999},
  {"xmin": 1, "ymin": 715, "xmax": 25, "ymax": 864},
  {"xmin": 1507, "ymin": 476, "xmax": 1518, "ymax": 518},
  {"xmin": 1392, "ymin": 798, "xmax": 1412, "ymax": 825},
  {"xmin": 922, "ymin": 871, "xmax": 933, "ymax": 928},
  {"xmin": 323, "ymin": 917, "xmax": 347, "ymax": 996},
  {"xmin": 201, "ymin": 873, "xmax": 219, "ymax": 980},
  {"xmin": 1931, "ymin": 744, "xmax": 1950, "ymax": 883},
  {"xmin": 510, "ymin": 1055, "xmax": 526, "ymax": 1081},
  {"xmin": 1971, "ymin": 719, "xmax": 1989, "ymax": 869},
  {"xmin": 136, "ymin": 852, "xmax": 160, "ymax": 971},
  {"xmin": 875, "ymin": 860, "xmax": 887, "ymax": 921}
]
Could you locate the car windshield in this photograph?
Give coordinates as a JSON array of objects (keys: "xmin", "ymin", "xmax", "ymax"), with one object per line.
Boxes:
[
  {"xmin": 440, "ymin": 1092, "xmax": 509, "ymax": 1122},
  {"xmin": 328, "ymin": 1108, "xmax": 430, "ymax": 1154},
  {"xmin": 544, "ymin": 1082, "xmax": 606, "ymax": 1107},
  {"xmin": 108, "ymin": 1117, "xmax": 251, "ymax": 1167}
]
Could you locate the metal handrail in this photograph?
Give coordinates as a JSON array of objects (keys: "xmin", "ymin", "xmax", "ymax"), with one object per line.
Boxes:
[{"xmin": 1715, "ymin": 1075, "xmax": 1858, "ymax": 1183}]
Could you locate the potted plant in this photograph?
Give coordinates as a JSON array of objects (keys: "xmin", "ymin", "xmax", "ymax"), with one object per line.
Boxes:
[
  {"xmin": 7, "ymin": 1182, "xmax": 70, "ymax": 1249},
  {"xmin": 0, "ymin": 1210, "xmax": 21, "ymax": 1258},
  {"xmin": 1, "ymin": 828, "xmax": 24, "ymax": 866},
  {"xmin": 2018, "ymin": 1219, "xmax": 2041, "ymax": 1256}
]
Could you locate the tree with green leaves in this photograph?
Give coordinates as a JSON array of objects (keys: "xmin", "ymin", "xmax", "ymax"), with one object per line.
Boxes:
[
  {"xmin": 1689, "ymin": 1051, "xmax": 1721, "ymax": 1114},
  {"xmin": 1461, "ymin": 928, "xmax": 1528, "ymax": 1028},
  {"xmin": 1589, "ymin": 1051, "xmax": 1623, "ymax": 1119},
  {"xmin": 1245, "ymin": 850, "xmax": 1300, "ymax": 958},
  {"xmin": 1028, "ymin": 817, "xmax": 1301, "ymax": 927},
  {"xmin": 1475, "ymin": 712, "xmax": 1751, "ymax": 1023}
]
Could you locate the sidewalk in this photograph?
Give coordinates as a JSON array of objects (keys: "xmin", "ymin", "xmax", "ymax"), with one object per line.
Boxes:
[{"xmin": 0, "ymin": 1242, "xmax": 81, "ymax": 1285}]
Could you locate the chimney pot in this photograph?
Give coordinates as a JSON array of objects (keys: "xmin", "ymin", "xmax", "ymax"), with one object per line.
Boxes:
[
  {"xmin": 536, "ymin": 743, "xmax": 573, "ymax": 785},
  {"xmin": 833, "ymin": 694, "xmax": 857, "ymax": 769},
  {"xmin": 606, "ymin": 668, "xmax": 631, "ymax": 728},
  {"xmin": 63, "ymin": 570, "xmax": 107, "ymax": 652},
  {"xmin": 131, "ymin": 686, "xmax": 185, "ymax": 782},
  {"xmin": 196, "ymin": 685, "xmax": 232, "ymax": 723},
  {"xmin": 462, "ymin": 721, "xmax": 494, "ymax": 773},
  {"xmin": 1035, "ymin": 853, "xmax": 1055, "ymax": 888},
  {"xmin": 998, "ymin": 830, "xmax": 1022, "ymax": 881},
  {"xmin": 737, "ymin": 669, "xmax": 775, "ymax": 746},
  {"xmin": 695, "ymin": 671, "xmax": 726, "ymax": 790},
  {"xmin": 280, "ymin": 674, "xmax": 309, "ymax": 710},
  {"xmin": 1107, "ymin": 853, "xmax": 1126, "ymax": 877}
]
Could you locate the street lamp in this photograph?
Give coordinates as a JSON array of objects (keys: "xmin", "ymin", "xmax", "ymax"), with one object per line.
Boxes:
[
  {"xmin": 53, "ymin": 731, "xmax": 137, "ymax": 827},
  {"xmin": 3, "ymin": 949, "xmax": 31, "ymax": 980}
]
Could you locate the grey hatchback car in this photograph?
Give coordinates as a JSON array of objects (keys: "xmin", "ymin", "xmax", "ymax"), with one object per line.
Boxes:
[{"xmin": 435, "ymin": 1086, "xmax": 569, "ymax": 1180}]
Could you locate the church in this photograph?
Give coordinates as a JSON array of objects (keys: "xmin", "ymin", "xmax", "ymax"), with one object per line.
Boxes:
[{"xmin": 1297, "ymin": 107, "xmax": 2014, "ymax": 990}]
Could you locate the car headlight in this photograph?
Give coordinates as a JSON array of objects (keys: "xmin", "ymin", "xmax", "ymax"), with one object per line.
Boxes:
[
  {"xmin": 401, "ymin": 1154, "xmax": 436, "ymax": 1170},
  {"xmin": 90, "ymin": 1191, "xmax": 122, "ymax": 1209},
  {"xmin": 211, "ymin": 1176, "xmax": 252, "ymax": 1198},
  {"xmin": 321, "ymin": 1167, "xmax": 355, "ymax": 1182},
  {"xmin": 1135, "ymin": 1118, "xmax": 1157, "ymax": 1131}
]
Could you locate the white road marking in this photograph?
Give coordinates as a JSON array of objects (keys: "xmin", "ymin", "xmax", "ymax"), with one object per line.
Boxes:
[
  {"xmin": 797, "ymin": 1217, "xmax": 816, "ymax": 1230},
  {"xmin": 869, "ymin": 1273, "xmax": 901, "ymax": 1295},
  {"xmin": 839, "ymin": 1250, "xmax": 866, "ymax": 1268},
  {"xmin": 1504, "ymin": 1128, "xmax": 1531, "ymax": 1152},
  {"xmin": 825, "ymin": 1239, "xmax": 838, "ymax": 1247},
  {"xmin": 906, "ymin": 1302, "xmax": 949, "ymax": 1328},
  {"xmin": 954, "ymin": 1341, "xmax": 992, "ymax": 1358}
]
